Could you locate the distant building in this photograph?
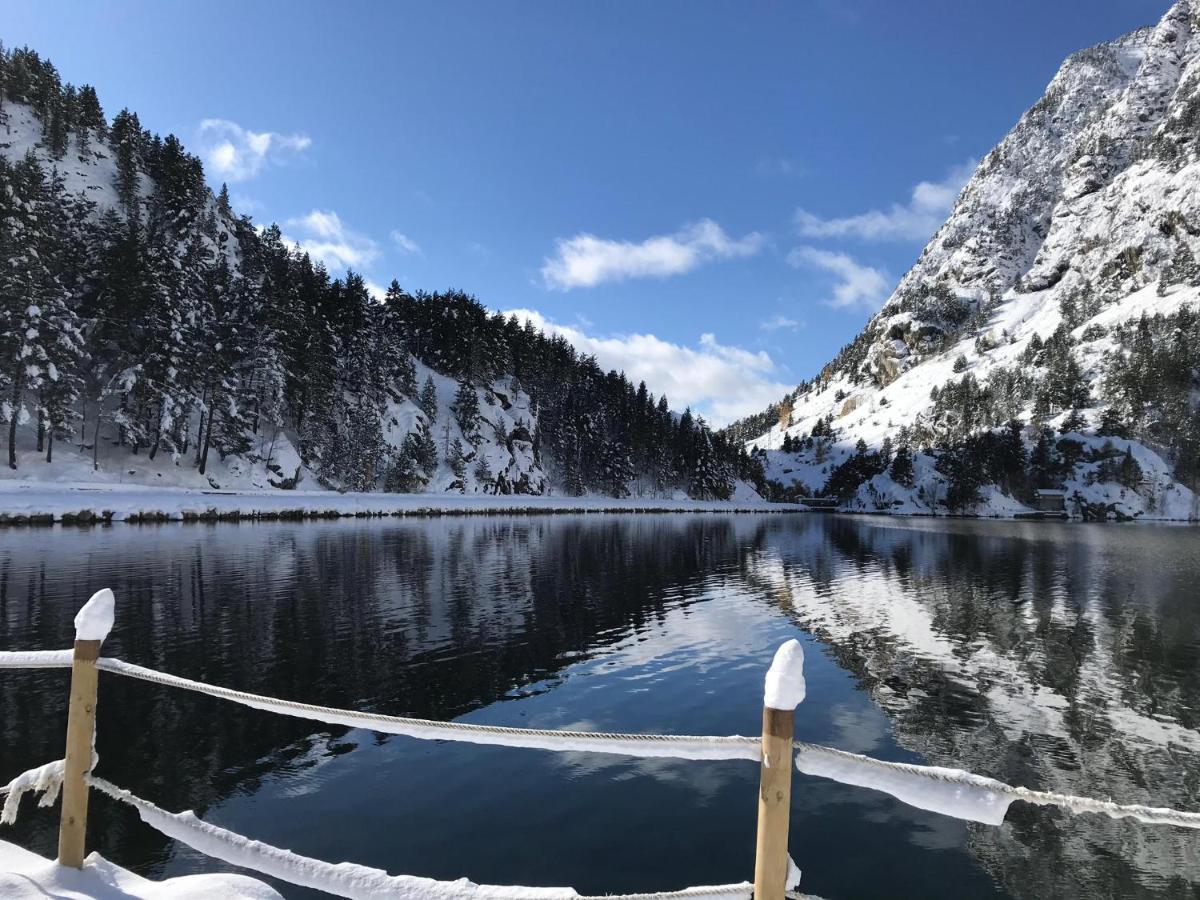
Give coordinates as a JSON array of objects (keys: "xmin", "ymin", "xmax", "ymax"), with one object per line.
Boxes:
[{"xmin": 1032, "ymin": 488, "xmax": 1067, "ymax": 513}]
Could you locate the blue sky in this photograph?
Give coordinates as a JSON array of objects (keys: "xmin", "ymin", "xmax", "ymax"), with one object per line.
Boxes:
[{"xmin": 3, "ymin": 1, "xmax": 1170, "ymax": 424}]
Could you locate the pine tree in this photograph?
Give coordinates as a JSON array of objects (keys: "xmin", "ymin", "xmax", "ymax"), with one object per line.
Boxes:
[
  {"xmin": 384, "ymin": 439, "xmax": 422, "ymax": 492},
  {"xmin": 1096, "ymin": 406, "xmax": 1129, "ymax": 438},
  {"xmin": 452, "ymin": 380, "xmax": 480, "ymax": 440},
  {"xmin": 410, "ymin": 424, "xmax": 438, "ymax": 476},
  {"xmin": 996, "ymin": 419, "xmax": 1027, "ymax": 496},
  {"xmin": 473, "ymin": 453, "xmax": 493, "ymax": 491},
  {"xmin": 937, "ymin": 444, "xmax": 983, "ymax": 512},
  {"xmin": 1059, "ymin": 408, "xmax": 1088, "ymax": 434},
  {"xmin": 889, "ymin": 445, "xmax": 914, "ymax": 488},
  {"xmin": 1159, "ymin": 239, "xmax": 1199, "ymax": 294},
  {"xmin": 1118, "ymin": 447, "xmax": 1143, "ymax": 489},
  {"xmin": 448, "ymin": 437, "xmax": 467, "ymax": 487},
  {"xmin": 109, "ymin": 109, "xmax": 142, "ymax": 223},
  {"xmin": 75, "ymin": 84, "xmax": 103, "ymax": 150},
  {"xmin": 0, "ymin": 42, "xmax": 8, "ymax": 130},
  {"xmin": 418, "ymin": 375, "xmax": 438, "ymax": 418},
  {"xmin": 688, "ymin": 426, "xmax": 732, "ymax": 500},
  {"xmin": 1029, "ymin": 427, "xmax": 1059, "ymax": 488},
  {"xmin": 0, "ymin": 155, "xmax": 84, "ymax": 469}
]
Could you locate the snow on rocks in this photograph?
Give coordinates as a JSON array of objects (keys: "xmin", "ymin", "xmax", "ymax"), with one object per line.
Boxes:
[
  {"xmin": 74, "ymin": 588, "xmax": 115, "ymax": 642},
  {"xmin": 763, "ymin": 640, "xmax": 806, "ymax": 711},
  {"xmin": 0, "ymin": 838, "xmax": 282, "ymax": 899}
]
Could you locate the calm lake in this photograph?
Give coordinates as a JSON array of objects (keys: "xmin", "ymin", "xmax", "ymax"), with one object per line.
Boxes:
[{"xmin": 1, "ymin": 514, "xmax": 1198, "ymax": 899}]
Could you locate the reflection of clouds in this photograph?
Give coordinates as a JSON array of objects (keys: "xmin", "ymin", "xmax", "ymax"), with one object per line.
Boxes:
[
  {"xmin": 548, "ymin": 749, "xmax": 738, "ymax": 805},
  {"xmin": 907, "ymin": 815, "xmax": 970, "ymax": 852},
  {"xmin": 829, "ymin": 704, "xmax": 887, "ymax": 754},
  {"xmin": 535, "ymin": 585, "xmax": 791, "ymax": 801},
  {"xmin": 583, "ymin": 583, "xmax": 781, "ymax": 678}
]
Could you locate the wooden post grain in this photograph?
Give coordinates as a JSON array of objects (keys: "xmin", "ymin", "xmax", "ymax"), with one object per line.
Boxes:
[
  {"xmin": 753, "ymin": 706, "xmax": 795, "ymax": 900},
  {"xmin": 58, "ymin": 638, "xmax": 101, "ymax": 868}
]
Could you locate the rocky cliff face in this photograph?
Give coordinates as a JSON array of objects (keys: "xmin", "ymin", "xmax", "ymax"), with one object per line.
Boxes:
[
  {"xmin": 865, "ymin": 2, "xmax": 1197, "ymax": 385},
  {"xmin": 744, "ymin": 0, "xmax": 1200, "ymax": 520}
]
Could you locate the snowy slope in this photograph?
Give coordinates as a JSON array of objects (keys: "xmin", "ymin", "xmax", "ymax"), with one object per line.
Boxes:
[
  {"xmin": 0, "ymin": 99, "xmax": 552, "ymax": 496},
  {"xmin": 746, "ymin": 0, "xmax": 1200, "ymax": 521}
]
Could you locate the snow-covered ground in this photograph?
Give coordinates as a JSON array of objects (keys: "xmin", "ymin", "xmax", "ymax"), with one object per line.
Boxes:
[
  {"xmin": 759, "ymin": 423, "xmax": 1200, "ymax": 521},
  {"xmin": 0, "ymin": 481, "xmax": 797, "ymax": 524},
  {"xmin": 0, "ymin": 839, "xmax": 280, "ymax": 899}
]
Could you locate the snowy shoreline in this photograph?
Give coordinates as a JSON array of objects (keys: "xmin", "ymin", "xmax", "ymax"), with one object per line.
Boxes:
[
  {"xmin": 0, "ymin": 483, "xmax": 809, "ymax": 525},
  {"xmin": 0, "ymin": 483, "xmax": 1194, "ymax": 526}
]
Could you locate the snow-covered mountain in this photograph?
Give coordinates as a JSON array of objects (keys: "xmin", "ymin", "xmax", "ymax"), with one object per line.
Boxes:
[
  {"xmin": 739, "ymin": 0, "xmax": 1200, "ymax": 521},
  {"xmin": 0, "ymin": 49, "xmax": 754, "ymax": 501}
]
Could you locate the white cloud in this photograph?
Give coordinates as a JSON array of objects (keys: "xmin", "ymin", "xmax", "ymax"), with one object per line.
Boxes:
[
  {"xmin": 541, "ymin": 218, "xmax": 763, "ymax": 290},
  {"xmin": 500, "ymin": 308, "xmax": 791, "ymax": 426},
  {"xmin": 197, "ymin": 119, "xmax": 311, "ymax": 182},
  {"xmin": 788, "ymin": 246, "xmax": 891, "ymax": 312},
  {"xmin": 365, "ymin": 281, "xmax": 389, "ymax": 301},
  {"xmin": 794, "ymin": 160, "xmax": 975, "ymax": 242},
  {"xmin": 390, "ymin": 231, "xmax": 422, "ymax": 256},
  {"xmin": 760, "ymin": 314, "xmax": 802, "ymax": 332},
  {"xmin": 282, "ymin": 209, "xmax": 379, "ymax": 272}
]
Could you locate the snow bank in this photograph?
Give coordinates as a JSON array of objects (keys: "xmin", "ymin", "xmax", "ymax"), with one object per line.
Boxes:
[
  {"xmin": 0, "ymin": 482, "xmax": 798, "ymax": 525},
  {"xmin": 0, "ymin": 838, "xmax": 282, "ymax": 899},
  {"xmin": 74, "ymin": 588, "xmax": 115, "ymax": 642},
  {"xmin": 763, "ymin": 640, "xmax": 806, "ymax": 711},
  {"xmin": 795, "ymin": 745, "xmax": 1013, "ymax": 826}
]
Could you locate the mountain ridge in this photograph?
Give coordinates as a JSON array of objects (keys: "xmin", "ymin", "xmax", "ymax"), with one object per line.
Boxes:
[{"xmin": 730, "ymin": 0, "xmax": 1200, "ymax": 521}]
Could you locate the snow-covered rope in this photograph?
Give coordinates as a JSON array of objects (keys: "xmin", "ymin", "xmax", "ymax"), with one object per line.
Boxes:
[
  {"xmin": 5, "ymin": 650, "xmax": 1200, "ymax": 829},
  {"xmin": 85, "ymin": 774, "xmax": 753, "ymax": 900},
  {"xmin": 92, "ymin": 656, "xmax": 762, "ymax": 761},
  {"xmin": 793, "ymin": 743, "xmax": 1200, "ymax": 829},
  {"xmin": 0, "ymin": 649, "xmax": 74, "ymax": 670},
  {"xmin": 0, "ymin": 760, "xmax": 64, "ymax": 824}
]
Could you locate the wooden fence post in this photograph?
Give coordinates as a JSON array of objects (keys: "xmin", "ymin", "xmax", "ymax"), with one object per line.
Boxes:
[
  {"xmin": 58, "ymin": 588, "xmax": 115, "ymax": 869},
  {"xmin": 753, "ymin": 640, "xmax": 806, "ymax": 900}
]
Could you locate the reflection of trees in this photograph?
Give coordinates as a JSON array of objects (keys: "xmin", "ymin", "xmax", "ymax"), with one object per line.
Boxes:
[
  {"xmin": 739, "ymin": 516, "xmax": 1200, "ymax": 899},
  {"xmin": 0, "ymin": 516, "xmax": 758, "ymax": 873}
]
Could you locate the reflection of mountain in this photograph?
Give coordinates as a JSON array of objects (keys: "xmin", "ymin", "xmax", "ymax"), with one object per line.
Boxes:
[
  {"xmin": 0, "ymin": 517, "xmax": 762, "ymax": 872},
  {"xmin": 741, "ymin": 516, "xmax": 1200, "ymax": 899}
]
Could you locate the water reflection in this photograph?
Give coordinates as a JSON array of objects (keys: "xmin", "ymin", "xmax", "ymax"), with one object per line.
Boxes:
[
  {"xmin": 0, "ymin": 515, "xmax": 1196, "ymax": 898},
  {"xmin": 741, "ymin": 516, "xmax": 1200, "ymax": 898}
]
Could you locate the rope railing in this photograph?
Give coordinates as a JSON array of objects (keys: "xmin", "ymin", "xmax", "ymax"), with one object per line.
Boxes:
[
  {"xmin": 2, "ymin": 588, "xmax": 1199, "ymax": 899},
  {"xmin": 5, "ymin": 647, "xmax": 1200, "ymax": 828}
]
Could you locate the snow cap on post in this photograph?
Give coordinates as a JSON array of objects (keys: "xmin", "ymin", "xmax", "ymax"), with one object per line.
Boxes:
[
  {"xmin": 74, "ymin": 589, "xmax": 115, "ymax": 643},
  {"xmin": 764, "ymin": 639, "xmax": 806, "ymax": 711}
]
